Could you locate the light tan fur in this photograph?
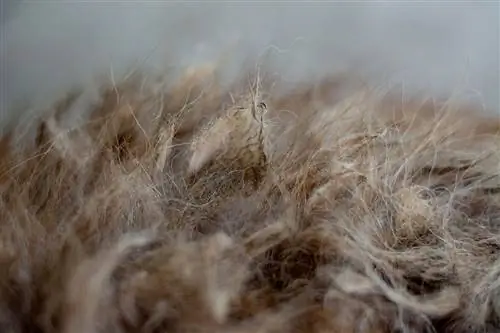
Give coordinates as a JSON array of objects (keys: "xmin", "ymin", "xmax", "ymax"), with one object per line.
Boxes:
[{"xmin": 0, "ymin": 67, "xmax": 499, "ymax": 333}]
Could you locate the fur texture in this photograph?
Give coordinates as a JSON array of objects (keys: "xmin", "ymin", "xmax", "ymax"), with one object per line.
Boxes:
[{"xmin": 0, "ymin": 67, "xmax": 500, "ymax": 333}]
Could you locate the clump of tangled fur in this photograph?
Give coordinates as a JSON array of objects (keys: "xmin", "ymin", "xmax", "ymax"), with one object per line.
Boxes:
[{"xmin": 0, "ymin": 66, "xmax": 499, "ymax": 333}]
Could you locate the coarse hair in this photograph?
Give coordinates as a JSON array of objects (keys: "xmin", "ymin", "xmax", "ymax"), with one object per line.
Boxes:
[{"xmin": 0, "ymin": 67, "xmax": 499, "ymax": 333}]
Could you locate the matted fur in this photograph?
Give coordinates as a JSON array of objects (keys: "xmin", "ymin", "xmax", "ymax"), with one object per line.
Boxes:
[{"xmin": 0, "ymin": 67, "xmax": 499, "ymax": 333}]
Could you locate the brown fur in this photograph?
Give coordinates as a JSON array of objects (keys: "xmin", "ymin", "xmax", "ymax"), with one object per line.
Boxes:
[{"xmin": 0, "ymin": 67, "xmax": 499, "ymax": 333}]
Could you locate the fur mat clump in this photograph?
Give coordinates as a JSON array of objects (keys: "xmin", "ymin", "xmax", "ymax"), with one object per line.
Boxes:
[{"xmin": 1, "ymin": 68, "xmax": 499, "ymax": 333}]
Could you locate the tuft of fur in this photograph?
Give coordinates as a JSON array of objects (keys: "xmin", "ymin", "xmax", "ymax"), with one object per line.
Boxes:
[{"xmin": 0, "ymin": 66, "xmax": 500, "ymax": 333}]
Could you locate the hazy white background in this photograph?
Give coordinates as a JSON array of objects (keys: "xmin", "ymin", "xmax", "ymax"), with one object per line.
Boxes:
[{"xmin": 1, "ymin": 1, "xmax": 499, "ymax": 131}]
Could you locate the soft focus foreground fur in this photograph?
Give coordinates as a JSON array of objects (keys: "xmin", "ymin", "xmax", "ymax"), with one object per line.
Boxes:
[{"xmin": 0, "ymin": 67, "xmax": 500, "ymax": 333}]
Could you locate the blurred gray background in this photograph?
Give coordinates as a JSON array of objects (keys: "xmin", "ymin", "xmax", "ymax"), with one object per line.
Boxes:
[{"xmin": 1, "ymin": 1, "xmax": 499, "ymax": 131}]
